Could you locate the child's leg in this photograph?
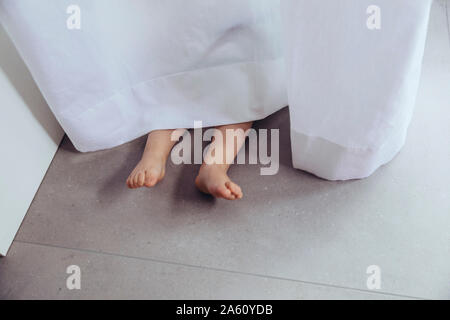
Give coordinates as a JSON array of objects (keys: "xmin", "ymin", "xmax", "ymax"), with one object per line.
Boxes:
[
  {"xmin": 195, "ymin": 122, "xmax": 253, "ymax": 200},
  {"xmin": 127, "ymin": 129, "xmax": 182, "ymax": 189}
]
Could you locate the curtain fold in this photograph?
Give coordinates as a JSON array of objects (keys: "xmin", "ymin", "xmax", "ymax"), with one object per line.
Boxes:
[
  {"xmin": 0, "ymin": 0, "xmax": 287, "ymax": 151},
  {"xmin": 282, "ymin": 0, "xmax": 432, "ymax": 180},
  {"xmin": 0, "ymin": 0, "xmax": 432, "ymax": 180}
]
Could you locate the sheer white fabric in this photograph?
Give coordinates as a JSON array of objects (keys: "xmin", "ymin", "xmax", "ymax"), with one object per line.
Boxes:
[
  {"xmin": 0, "ymin": 0, "xmax": 432, "ymax": 180},
  {"xmin": 0, "ymin": 0, "xmax": 287, "ymax": 151},
  {"xmin": 282, "ymin": 0, "xmax": 432, "ymax": 180}
]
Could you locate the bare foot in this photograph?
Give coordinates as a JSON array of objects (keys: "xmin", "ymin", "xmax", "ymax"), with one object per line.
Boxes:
[
  {"xmin": 127, "ymin": 129, "xmax": 182, "ymax": 189},
  {"xmin": 195, "ymin": 164, "xmax": 243, "ymax": 200},
  {"xmin": 126, "ymin": 156, "xmax": 166, "ymax": 189},
  {"xmin": 195, "ymin": 121, "xmax": 252, "ymax": 200}
]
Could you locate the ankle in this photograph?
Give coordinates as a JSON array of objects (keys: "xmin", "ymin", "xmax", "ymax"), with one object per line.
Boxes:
[
  {"xmin": 200, "ymin": 163, "xmax": 229, "ymax": 174},
  {"xmin": 141, "ymin": 151, "xmax": 168, "ymax": 164}
]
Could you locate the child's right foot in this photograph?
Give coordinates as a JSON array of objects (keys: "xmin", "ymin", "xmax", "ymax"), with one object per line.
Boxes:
[
  {"xmin": 126, "ymin": 129, "xmax": 181, "ymax": 189},
  {"xmin": 126, "ymin": 156, "xmax": 166, "ymax": 189}
]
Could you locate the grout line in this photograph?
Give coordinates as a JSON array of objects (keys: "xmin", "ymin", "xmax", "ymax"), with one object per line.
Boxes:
[{"xmin": 14, "ymin": 239, "xmax": 426, "ymax": 300}]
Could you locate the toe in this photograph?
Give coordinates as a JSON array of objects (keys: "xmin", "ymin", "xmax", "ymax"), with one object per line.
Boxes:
[
  {"xmin": 144, "ymin": 170, "xmax": 158, "ymax": 188},
  {"xmin": 137, "ymin": 172, "xmax": 146, "ymax": 187},
  {"xmin": 129, "ymin": 173, "xmax": 137, "ymax": 189},
  {"xmin": 214, "ymin": 185, "xmax": 235, "ymax": 200},
  {"xmin": 226, "ymin": 181, "xmax": 243, "ymax": 199},
  {"xmin": 133, "ymin": 172, "xmax": 141, "ymax": 188}
]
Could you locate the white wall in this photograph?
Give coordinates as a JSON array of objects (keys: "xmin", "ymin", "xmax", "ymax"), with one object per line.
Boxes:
[{"xmin": 0, "ymin": 25, "xmax": 64, "ymax": 256}]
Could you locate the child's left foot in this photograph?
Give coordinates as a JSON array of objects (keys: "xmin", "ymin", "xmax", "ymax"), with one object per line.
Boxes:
[{"xmin": 195, "ymin": 164, "xmax": 243, "ymax": 200}]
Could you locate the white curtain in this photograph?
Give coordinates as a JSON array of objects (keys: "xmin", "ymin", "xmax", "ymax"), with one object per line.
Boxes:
[
  {"xmin": 0, "ymin": 0, "xmax": 432, "ymax": 180},
  {"xmin": 283, "ymin": 0, "xmax": 432, "ymax": 180}
]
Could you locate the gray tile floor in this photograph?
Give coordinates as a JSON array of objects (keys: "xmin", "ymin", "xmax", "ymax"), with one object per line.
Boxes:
[{"xmin": 1, "ymin": 1, "xmax": 449, "ymax": 300}]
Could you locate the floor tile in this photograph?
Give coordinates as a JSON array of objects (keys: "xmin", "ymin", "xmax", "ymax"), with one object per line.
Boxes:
[
  {"xmin": 6, "ymin": 1, "xmax": 450, "ymax": 300},
  {"xmin": 0, "ymin": 241, "xmax": 407, "ymax": 300}
]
